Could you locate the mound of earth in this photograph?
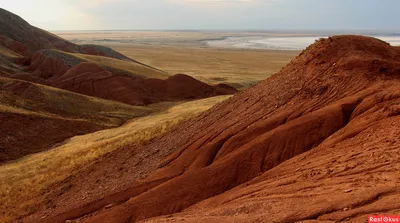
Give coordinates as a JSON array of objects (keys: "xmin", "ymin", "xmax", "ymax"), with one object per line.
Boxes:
[
  {"xmin": 79, "ymin": 44, "xmax": 135, "ymax": 62},
  {"xmin": 0, "ymin": 77, "xmax": 152, "ymax": 163},
  {"xmin": 0, "ymin": 8, "xmax": 136, "ymax": 61},
  {"xmin": 49, "ymin": 62, "xmax": 237, "ymax": 105},
  {"xmin": 0, "ymin": 9, "xmax": 236, "ymax": 106},
  {"xmin": 0, "ymin": 34, "xmax": 30, "ymax": 56},
  {"xmin": 22, "ymin": 35, "xmax": 400, "ymax": 223},
  {"xmin": 22, "ymin": 49, "xmax": 168, "ymax": 80},
  {"xmin": 0, "ymin": 8, "xmax": 78, "ymax": 53}
]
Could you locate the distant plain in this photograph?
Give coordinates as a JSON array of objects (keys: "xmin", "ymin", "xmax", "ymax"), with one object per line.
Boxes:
[{"xmin": 56, "ymin": 31, "xmax": 300, "ymax": 89}]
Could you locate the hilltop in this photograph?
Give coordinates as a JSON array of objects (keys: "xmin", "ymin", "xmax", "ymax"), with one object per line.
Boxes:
[{"xmin": 0, "ymin": 8, "xmax": 236, "ymax": 106}]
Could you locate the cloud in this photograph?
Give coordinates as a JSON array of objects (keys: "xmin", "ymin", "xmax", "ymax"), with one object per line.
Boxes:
[
  {"xmin": 2, "ymin": 0, "xmax": 398, "ymax": 31},
  {"xmin": 186, "ymin": 0, "xmax": 252, "ymax": 2},
  {"xmin": 67, "ymin": 0, "xmax": 128, "ymax": 8},
  {"xmin": 168, "ymin": 0, "xmax": 254, "ymax": 5}
]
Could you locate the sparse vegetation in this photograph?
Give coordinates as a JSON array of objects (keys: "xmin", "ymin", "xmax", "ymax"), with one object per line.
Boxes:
[
  {"xmin": 0, "ymin": 77, "xmax": 152, "ymax": 127},
  {"xmin": 108, "ymin": 44, "xmax": 298, "ymax": 89},
  {"xmin": 0, "ymin": 45, "xmax": 21, "ymax": 58},
  {"xmin": 40, "ymin": 49, "xmax": 168, "ymax": 80},
  {"xmin": 0, "ymin": 95, "xmax": 231, "ymax": 222},
  {"xmin": 74, "ymin": 52, "xmax": 168, "ymax": 79}
]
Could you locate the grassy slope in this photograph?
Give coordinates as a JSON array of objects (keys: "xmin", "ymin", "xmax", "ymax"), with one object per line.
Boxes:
[
  {"xmin": 0, "ymin": 46, "xmax": 23, "ymax": 75},
  {"xmin": 40, "ymin": 49, "xmax": 168, "ymax": 80},
  {"xmin": 0, "ymin": 77, "xmax": 152, "ymax": 127},
  {"xmin": 75, "ymin": 53, "xmax": 168, "ymax": 79},
  {"xmin": 0, "ymin": 45, "xmax": 21, "ymax": 59},
  {"xmin": 0, "ymin": 95, "xmax": 231, "ymax": 222}
]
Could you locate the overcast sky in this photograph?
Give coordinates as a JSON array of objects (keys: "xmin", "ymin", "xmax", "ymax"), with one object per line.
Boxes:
[{"xmin": 1, "ymin": 0, "xmax": 399, "ymax": 31}]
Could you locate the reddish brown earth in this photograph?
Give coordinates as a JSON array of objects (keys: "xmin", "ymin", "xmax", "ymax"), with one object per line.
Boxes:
[
  {"xmin": 0, "ymin": 79, "xmax": 98, "ymax": 162},
  {"xmin": 0, "ymin": 8, "xmax": 132, "ymax": 61},
  {"xmin": 0, "ymin": 9, "xmax": 236, "ymax": 107},
  {"xmin": 0, "ymin": 35, "xmax": 30, "ymax": 56},
  {"xmin": 25, "ymin": 52, "xmax": 70, "ymax": 79},
  {"xmin": 0, "ymin": 77, "xmax": 154, "ymax": 163},
  {"xmin": 0, "ymin": 109, "xmax": 104, "ymax": 163},
  {"xmin": 15, "ymin": 52, "xmax": 236, "ymax": 106},
  {"xmin": 21, "ymin": 35, "xmax": 400, "ymax": 223},
  {"xmin": 48, "ymin": 62, "xmax": 236, "ymax": 105},
  {"xmin": 0, "ymin": 8, "xmax": 237, "ymax": 165}
]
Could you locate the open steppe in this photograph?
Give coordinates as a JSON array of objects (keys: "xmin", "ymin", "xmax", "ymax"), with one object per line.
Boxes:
[
  {"xmin": 2, "ymin": 7, "xmax": 399, "ymax": 223},
  {"xmin": 56, "ymin": 31, "xmax": 299, "ymax": 89}
]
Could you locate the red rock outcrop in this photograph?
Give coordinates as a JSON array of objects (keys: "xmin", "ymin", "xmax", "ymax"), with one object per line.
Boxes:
[
  {"xmin": 31, "ymin": 36, "xmax": 400, "ymax": 223},
  {"xmin": 25, "ymin": 52, "xmax": 70, "ymax": 79}
]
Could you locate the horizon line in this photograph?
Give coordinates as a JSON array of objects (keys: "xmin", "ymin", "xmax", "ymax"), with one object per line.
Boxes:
[{"xmin": 50, "ymin": 28, "xmax": 400, "ymax": 34}]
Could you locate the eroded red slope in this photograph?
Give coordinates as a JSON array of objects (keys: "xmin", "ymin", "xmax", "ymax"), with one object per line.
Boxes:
[
  {"xmin": 0, "ymin": 9, "xmax": 237, "ymax": 108},
  {"xmin": 76, "ymin": 36, "xmax": 400, "ymax": 222},
  {"xmin": 48, "ymin": 62, "xmax": 237, "ymax": 105},
  {"xmin": 0, "ymin": 77, "xmax": 153, "ymax": 163},
  {"xmin": 28, "ymin": 35, "xmax": 399, "ymax": 223}
]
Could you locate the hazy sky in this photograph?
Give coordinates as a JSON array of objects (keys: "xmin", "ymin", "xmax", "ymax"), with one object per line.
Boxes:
[{"xmin": 0, "ymin": 0, "xmax": 399, "ymax": 31}]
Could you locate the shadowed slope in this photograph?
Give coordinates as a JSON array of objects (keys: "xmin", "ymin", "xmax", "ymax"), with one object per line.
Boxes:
[
  {"xmin": 0, "ymin": 8, "xmax": 236, "ymax": 107},
  {"xmin": 49, "ymin": 62, "xmax": 236, "ymax": 106},
  {"xmin": 0, "ymin": 8, "xmax": 77, "ymax": 53},
  {"xmin": 0, "ymin": 77, "xmax": 152, "ymax": 162},
  {"xmin": 29, "ymin": 35, "xmax": 400, "ymax": 223},
  {"xmin": 23, "ymin": 49, "xmax": 168, "ymax": 80},
  {"xmin": 1, "ymin": 95, "xmax": 231, "ymax": 223},
  {"xmin": 0, "ymin": 8, "xmax": 132, "ymax": 61}
]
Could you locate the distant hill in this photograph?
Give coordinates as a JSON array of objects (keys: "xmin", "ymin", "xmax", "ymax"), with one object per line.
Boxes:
[
  {"xmin": 0, "ymin": 77, "xmax": 152, "ymax": 163},
  {"xmin": 0, "ymin": 8, "xmax": 236, "ymax": 106},
  {"xmin": 0, "ymin": 8, "xmax": 131, "ymax": 61}
]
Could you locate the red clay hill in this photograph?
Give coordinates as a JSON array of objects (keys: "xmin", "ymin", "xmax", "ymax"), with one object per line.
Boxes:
[
  {"xmin": 0, "ymin": 8, "xmax": 130, "ymax": 60},
  {"xmin": 0, "ymin": 8, "xmax": 236, "ymax": 163},
  {"xmin": 0, "ymin": 8, "xmax": 237, "ymax": 106},
  {"xmin": 23, "ymin": 35, "xmax": 400, "ymax": 223},
  {"xmin": 50, "ymin": 62, "xmax": 235, "ymax": 105},
  {"xmin": 0, "ymin": 77, "xmax": 153, "ymax": 163}
]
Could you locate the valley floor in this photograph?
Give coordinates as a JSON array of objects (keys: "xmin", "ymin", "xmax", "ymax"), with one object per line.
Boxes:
[{"xmin": 56, "ymin": 31, "xmax": 299, "ymax": 89}]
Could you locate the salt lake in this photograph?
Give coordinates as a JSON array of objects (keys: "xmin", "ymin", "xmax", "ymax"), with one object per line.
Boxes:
[{"xmin": 206, "ymin": 36, "xmax": 400, "ymax": 50}]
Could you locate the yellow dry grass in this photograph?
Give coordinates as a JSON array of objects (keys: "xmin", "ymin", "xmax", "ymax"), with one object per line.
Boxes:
[
  {"xmin": 0, "ymin": 95, "xmax": 231, "ymax": 222},
  {"xmin": 112, "ymin": 45, "xmax": 298, "ymax": 89},
  {"xmin": 0, "ymin": 45, "xmax": 21, "ymax": 58},
  {"xmin": 45, "ymin": 49, "xmax": 168, "ymax": 80},
  {"xmin": 0, "ymin": 77, "xmax": 152, "ymax": 127},
  {"xmin": 56, "ymin": 31, "xmax": 299, "ymax": 89},
  {"xmin": 72, "ymin": 52, "xmax": 169, "ymax": 80}
]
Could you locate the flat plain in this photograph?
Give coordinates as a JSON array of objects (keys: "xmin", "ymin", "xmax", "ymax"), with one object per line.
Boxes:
[{"xmin": 56, "ymin": 31, "xmax": 299, "ymax": 89}]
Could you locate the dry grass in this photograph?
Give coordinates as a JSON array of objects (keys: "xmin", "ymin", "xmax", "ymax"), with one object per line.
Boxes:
[
  {"xmin": 0, "ymin": 77, "xmax": 152, "ymax": 127},
  {"xmin": 0, "ymin": 45, "xmax": 21, "ymax": 58},
  {"xmin": 41, "ymin": 49, "xmax": 168, "ymax": 80},
  {"xmin": 0, "ymin": 95, "xmax": 231, "ymax": 222},
  {"xmin": 72, "ymin": 52, "xmax": 169, "ymax": 79},
  {"xmin": 56, "ymin": 31, "xmax": 299, "ymax": 89},
  {"xmin": 111, "ymin": 45, "xmax": 298, "ymax": 89},
  {"xmin": 55, "ymin": 31, "xmax": 312, "ymax": 47}
]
